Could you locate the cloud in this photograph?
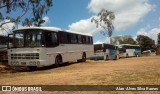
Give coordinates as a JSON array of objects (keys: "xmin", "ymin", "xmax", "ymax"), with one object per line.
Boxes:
[
  {"xmin": 0, "ymin": 16, "xmax": 50, "ymax": 36},
  {"xmin": 68, "ymin": 0, "xmax": 155, "ymax": 34},
  {"xmin": 136, "ymin": 28, "xmax": 148, "ymax": 36},
  {"xmin": 42, "ymin": 16, "xmax": 50, "ymax": 26},
  {"xmin": 88, "ymin": 0, "xmax": 153, "ymax": 14},
  {"xmin": 94, "ymin": 40, "xmax": 103, "ymax": 44},
  {"xmin": 136, "ymin": 28, "xmax": 160, "ymax": 44},
  {"xmin": 88, "ymin": 0, "xmax": 154, "ymax": 31},
  {"xmin": 0, "ymin": 20, "xmax": 24, "ymax": 36},
  {"xmin": 0, "ymin": 20, "xmax": 15, "ymax": 35},
  {"xmin": 94, "ymin": 37, "xmax": 110, "ymax": 44},
  {"xmin": 68, "ymin": 17, "xmax": 103, "ymax": 34}
]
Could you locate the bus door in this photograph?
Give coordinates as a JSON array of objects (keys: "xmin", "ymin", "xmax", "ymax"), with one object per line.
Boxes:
[{"xmin": 8, "ymin": 34, "xmax": 14, "ymax": 49}]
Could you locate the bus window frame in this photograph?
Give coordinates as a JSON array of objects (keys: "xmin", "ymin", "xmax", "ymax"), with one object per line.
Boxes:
[{"xmin": 43, "ymin": 30, "xmax": 59, "ymax": 47}]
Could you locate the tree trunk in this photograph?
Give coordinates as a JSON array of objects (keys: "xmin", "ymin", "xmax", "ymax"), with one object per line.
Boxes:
[{"xmin": 110, "ymin": 37, "xmax": 112, "ymax": 44}]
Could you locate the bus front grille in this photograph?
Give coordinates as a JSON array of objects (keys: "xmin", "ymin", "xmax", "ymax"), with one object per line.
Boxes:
[{"xmin": 11, "ymin": 53, "xmax": 39, "ymax": 60}]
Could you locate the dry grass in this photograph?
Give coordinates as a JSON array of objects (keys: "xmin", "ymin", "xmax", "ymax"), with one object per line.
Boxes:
[{"xmin": 0, "ymin": 56, "xmax": 160, "ymax": 94}]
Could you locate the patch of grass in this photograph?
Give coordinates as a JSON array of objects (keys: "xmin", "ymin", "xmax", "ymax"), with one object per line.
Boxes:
[{"xmin": 112, "ymin": 70, "xmax": 160, "ymax": 85}]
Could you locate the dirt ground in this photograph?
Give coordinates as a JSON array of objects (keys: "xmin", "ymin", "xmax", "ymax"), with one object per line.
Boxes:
[{"xmin": 0, "ymin": 56, "xmax": 160, "ymax": 94}]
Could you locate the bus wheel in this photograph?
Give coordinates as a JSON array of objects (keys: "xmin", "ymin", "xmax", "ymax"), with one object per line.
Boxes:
[
  {"xmin": 82, "ymin": 52, "xmax": 86, "ymax": 62},
  {"xmin": 55, "ymin": 55, "xmax": 62, "ymax": 67},
  {"xmin": 28, "ymin": 66, "xmax": 37, "ymax": 71},
  {"xmin": 105, "ymin": 55, "xmax": 109, "ymax": 60},
  {"xmin": 117, "ymin": 55, "xmax": 119, "ymax": 59},
  {"xmin": 126, "ymin": 53, "xmax": 129, "ymax": 58},
  {"xmin": 114, "ymin": 55, "xmax": 118, "ymax": 60},
  {"xmin": 114, "ymin": 55, "xmax": 117, "ymax": 60}
]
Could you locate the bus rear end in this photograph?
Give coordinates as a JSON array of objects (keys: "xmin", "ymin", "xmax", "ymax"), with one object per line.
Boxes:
[
  {"xmin": 104, "ymin": 44, "xmax": 119, "ymax": 60},
  {"xmin": 91, "ymin": 44, "xmax": 119, "ymax": 60},
  {"xmin": 90, "ymin": 44, "xmax": 105, "ymax": 60}
]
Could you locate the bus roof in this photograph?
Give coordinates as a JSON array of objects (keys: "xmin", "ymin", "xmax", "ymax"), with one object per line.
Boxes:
[
  {"xmin": 116, "ymin": 44, "xmax": 140, "ymax": 47},
  {"xmin": 94, "ymin": 43, "xmax": 117, "ymax": 46},
  {"xmin": 14, "ymin": 27, "xmax": 62, "ymax": 32},
  {"xmin": 14, "ymin": 27, "xmax": 92, "ymax": 36},
  {"xmin": 66, "ymin": 30, "xmax": 92, "ymax": 36}
]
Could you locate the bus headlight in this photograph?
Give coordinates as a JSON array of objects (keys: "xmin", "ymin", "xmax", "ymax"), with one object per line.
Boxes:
[
  {"xmin": 10, "ymin": 61, "xmax": 19, "ymax": 65},
  {"xmin": 29, "ymin": 61, "xmax": 40, "ymax": 65}
]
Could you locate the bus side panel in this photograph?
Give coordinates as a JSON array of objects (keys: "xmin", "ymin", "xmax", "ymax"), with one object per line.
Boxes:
[
  {"xmin": 45, "ymin": 44, "xmax": 94, "ymax": 64},
  {"xmin": 64, "ymin": 44, "xmax": 84, "ymax": 62},
  {"xmin": 46, "ymin": 47, "xmax": 65, "ymax": 65},
  {"xmin": 39, "ymin": 48, "xmax": 48, "ymax": 66},
  {"xmin": 85, "ymin": 44, "xmax": 94, "ymax": 58},
  {"xmin": 126, "ymin": 49, "xmax": 135, "ymax": 57}
]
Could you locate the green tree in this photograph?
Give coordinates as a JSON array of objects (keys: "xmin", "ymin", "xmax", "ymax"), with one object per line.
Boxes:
[
  {"xmin": 136, "ymin": 35, "xmax": 156, "ymax": 51},
  {"xmin": 0, "ymin": 0, "xmax": 52, "ymax": 28},
  {"xmin": 112, "ymin": 36, "xmax": 136, "ymax": 45},
  {"xmin": 91, "ymin": 8, "xmax": 115, "ymax": 44},
  {"xmin": 122, "ymin": 37, "xmax": 137, "ymax": 44}
]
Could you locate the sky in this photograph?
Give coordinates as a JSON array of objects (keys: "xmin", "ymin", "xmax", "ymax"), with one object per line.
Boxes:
[{"xmin": 0, "ymin": 0, "xmax": 160, "ymax": 44}]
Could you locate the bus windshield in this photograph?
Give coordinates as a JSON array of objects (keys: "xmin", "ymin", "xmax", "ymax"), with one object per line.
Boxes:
[
  {"xmin": 12, "ymin": 29, "xmax": 58, "ymax": 48},
  {"xmin": 14, "ymin": 30, "xmax": 42, "ymax": 48}
]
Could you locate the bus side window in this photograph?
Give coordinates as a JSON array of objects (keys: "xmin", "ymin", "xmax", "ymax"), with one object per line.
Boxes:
[
  {"xmin": 60, "ymin": 32, "xmax": 68, "ymax": 44},
  {"xmin": 88, "ymin": 37, "xmax": 90, "ymax": 44},
  {"xmin": 88, "ymin": 36, "xmax": 93, "ymax": 44},
  {"xmin": 45, "ymin": 32, "xmax": 51, "ymax": 42},
  {"xmin": 86, "ymin": 36, "xmax": 89, "ymax": 44},
  {"xmin": 51, "ymin": 33, "xmax": 57, "ymax": 43},
  {"xmin": 70, "ymin": 34, "xmax": 77, "ymax": 44},
  {"xmin": 82, "ymin": 36, "xmax": 86, "ymax": 44},
  {"xmin": 78, "ymin": 35, "xmax": 82, "ymax": 44},
  {"xmin": 90, "ymin": 37, "xmax": 93, "ymax": 44},
  {"xmin": 67, "ymin": 33, "xmax": 71, "ymax": 43},
  {"xmin": 45, "ymin": 32, "xmax": 58, "ymax": 47}
]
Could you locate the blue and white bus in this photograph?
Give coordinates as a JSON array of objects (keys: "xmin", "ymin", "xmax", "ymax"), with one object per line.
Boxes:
[
  {"xmin": 90, "ymin": 43, "xmax": 119, "ymax": 60},
  {"xmin": 117, "ymin": 44, "xmax": 141, "ymax": 58}
]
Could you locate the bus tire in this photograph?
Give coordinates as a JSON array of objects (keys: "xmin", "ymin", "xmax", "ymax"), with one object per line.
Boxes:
[
  {"xmin": 114, "ymin": 55, "xmax": 117, "ymax": 60},
  {"xmin": 28, "ymin": 66, "xmax": 37, "ymax": 71},
  {"xmin": 55, "ymin": 55, "xmax": 62, "ymax": 67},
  {"xmin": 117, "ymin": 55, "xmax": 119, "ymax": 59},
  {"xmin": 82, "ymin": 52, "xmax": 86, "ymax": 62},
  {"xmin": 126, "ymin": 53, "xmax": 129, "ymax": 58},
  {"xmin": 106, "ymin": 55, "xmax": 109, "ymax": 60}
]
